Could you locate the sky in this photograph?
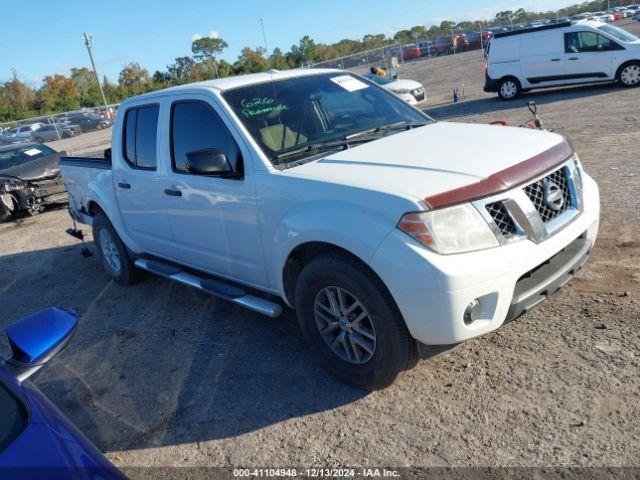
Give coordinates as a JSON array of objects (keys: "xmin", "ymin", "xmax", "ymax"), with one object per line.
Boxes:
[{"xmin": 1, "ymin": 0, "xmax": 580, "ymax": 86}]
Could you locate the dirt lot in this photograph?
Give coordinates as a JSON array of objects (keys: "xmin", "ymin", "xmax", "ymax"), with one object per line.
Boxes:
[{"xmin": 1, "ymin": 20, "xmax": 639, "ymax": 475}]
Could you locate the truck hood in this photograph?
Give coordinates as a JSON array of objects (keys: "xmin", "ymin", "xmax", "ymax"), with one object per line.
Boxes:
[
  {"xmin": 385, "ymin": 79, "xmax": 422, "ymax": 92},
  {"xmin": 286, "ymin": 121, "xmax": 567, "ymax": 202}
]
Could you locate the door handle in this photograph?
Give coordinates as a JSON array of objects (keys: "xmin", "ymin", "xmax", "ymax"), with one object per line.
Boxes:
[
  {"xmin": 117, "ymin": 182, "xmax": 131, "ymax": 189},
  {"xmin": 568, "ymin": 57, "xmax": 579, "ymax": 60},
  {"xmin": 164, "ymin": 188, "xmax": 182, "ymax": 197},
  {"xmin": 550, "ymin": 58, "xmax": 561, "ymax": 62}
]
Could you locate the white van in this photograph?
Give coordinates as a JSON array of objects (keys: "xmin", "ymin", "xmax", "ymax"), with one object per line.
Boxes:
[{"xmin": 484, "ymin": 21, "xmax": 640, "ymax": 99}]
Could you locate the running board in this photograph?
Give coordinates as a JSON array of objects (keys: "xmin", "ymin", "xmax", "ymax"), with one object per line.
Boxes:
[{"xmin": 134, "ymin": 258, "xmax": 283, "ymax": 318}]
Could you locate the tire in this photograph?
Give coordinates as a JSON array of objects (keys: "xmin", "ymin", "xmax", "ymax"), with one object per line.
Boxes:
[
  {"xmin": 294, "ymin": 254, "xmax": 415, "ymax": 390},
  {"xmin": 617, "ymin": 61, "xmax": 640, "ymax": 88},
  {"xmin": 498, "ymin": 77, "xmax": 521, "ymax": 100},
  {"xmin": 92, "ymin": 212, "xmax": 139, "ymax": 285},
  {"xmin": 0, "ymin": 203, "xmax": 12, "ymax": 223}
]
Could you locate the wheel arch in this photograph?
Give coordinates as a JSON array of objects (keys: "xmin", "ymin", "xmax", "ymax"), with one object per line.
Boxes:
[
  {"xmin": 615, "ymin": 59, "xmax": 640, "ymax": 80},
  {"xmin": 282, "ymin": 241, "xmax": 398, "ymax": 314}
]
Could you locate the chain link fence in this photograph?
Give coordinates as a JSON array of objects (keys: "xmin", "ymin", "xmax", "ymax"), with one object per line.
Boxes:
[
  {"xmin": 303, "ymin": 44, "xmax": 405, "ymax": 71},
  {"xmin": 0, "ymin": 104, "xmax": 118, "ymax": 148}
]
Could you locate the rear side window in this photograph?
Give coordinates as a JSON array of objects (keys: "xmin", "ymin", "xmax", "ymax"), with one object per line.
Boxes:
[
  {"xmin": 170, "ymin": 100, "xmax": 241, "ymax": 174},
  {"xmin": 122, "ymin": 105, "xmax": 159, "ymax": 169}
]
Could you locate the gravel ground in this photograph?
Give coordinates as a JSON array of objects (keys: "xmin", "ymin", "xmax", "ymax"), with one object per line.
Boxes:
[{"xmin": 0, "ymin": 20, "xmax": 639, "ymax": 476}]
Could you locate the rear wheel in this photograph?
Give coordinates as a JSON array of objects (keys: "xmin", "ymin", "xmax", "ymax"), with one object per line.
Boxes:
[
  {"xmin": 92, "ymin": 212, "xmax": 139, "ymax": 285},
  {"xmin": 294, "ymin": 254, "xmax": 415, "ymax": 390},
  {"xmin": 618, "ymin": 62, "xmax": 640, "ymax": 87},
  {"xmin": 498, "ymin": 77, "xmax": 521, "ymax": 100}
]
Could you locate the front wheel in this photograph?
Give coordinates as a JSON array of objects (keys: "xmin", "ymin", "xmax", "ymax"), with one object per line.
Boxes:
[
  {"xmin": 92, "ymin": 212, "xmax": 139, "ymax": 285},
  {"xmin": 618, "ymin": 62, "xmax": 640, "ymax": 88},
  {"xmin": 498, "ymin": 77, "xmax": 521, "ymax": 100},
  {"xmin": 294, "ymin": 254, "xmax": 415, "ymax": 390}
]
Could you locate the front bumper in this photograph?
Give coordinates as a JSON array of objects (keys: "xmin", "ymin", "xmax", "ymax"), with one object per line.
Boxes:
[{"xmin": 370, "ymin": 174, "xmax": 600, "ymax": 345}]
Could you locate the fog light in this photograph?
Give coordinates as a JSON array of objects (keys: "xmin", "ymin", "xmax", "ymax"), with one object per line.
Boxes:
[{"xmin": 463, "ymin": 299, "xmax": 481, "ymax": 325}]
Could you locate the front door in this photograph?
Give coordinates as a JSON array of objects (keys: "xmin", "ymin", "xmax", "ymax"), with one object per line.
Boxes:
[
  {"xmin": 160, "ymin": 95, "xmax": 267, "ymax": 288},
  {"xmin": 563, "ymin": 31, "xmax": 617, "ymax": 80},
  {"xmin": 112, "ymin": 101, "xmax": 178, "ymax": 259}
]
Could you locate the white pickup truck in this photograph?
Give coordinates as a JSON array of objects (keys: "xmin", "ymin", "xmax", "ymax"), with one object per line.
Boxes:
[{"xmin": 60, "ymin": 69, "xmax": 600, "ymax": 390}]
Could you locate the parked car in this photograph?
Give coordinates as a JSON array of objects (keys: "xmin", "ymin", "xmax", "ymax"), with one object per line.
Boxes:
[
  {"xmin": 33, "ymin": 124, "xmax": 81, "ymax": 142},
  {"xmin": 0, "ymin": 143, "xmax": 68, "ymax": 221},
  {"xmin": 435, "ymin": 36, "xmax": 453, "ymax": 54},
  {"xmin": 417, "ymin": 41, "xmax": 435, "ymax": 57},
  {"xmin": 465, "ymin": 32, "xmax": 483, "ymax": 50},
  {"xmin": 0, "ymin": 132, "xmax": 18, "ymax": 146},
  {"xmin": 365, "ymin": 71, "xmax": 426, "ymax": 104},
  {"xmin": 484, "ymin": 21, "xmax": 640, "ymax": 100},
  {"xmin": 634, "ymin": 10, "xmax": 640, "ymax": 20},
  {"xmin": 0, "ymin": 307, "xmax": 125, "ymax": 478},
  {"xmin": 66, "ymin": 113, "xmax": 112, "ymax": 132},
  {"xmin": 5, "ymin": 123, "xmax": 43, "ymax": 142},
  {"xmin": 60, "ymin": 69, "xmax": 600, "ymax": 390},
  {"xmin": 613, "ymin": 11, "xmax": 625, "ymax": 20},
  {"xmin": 401, "ymin": 44, "xmax": 421, "ymax": 61}
]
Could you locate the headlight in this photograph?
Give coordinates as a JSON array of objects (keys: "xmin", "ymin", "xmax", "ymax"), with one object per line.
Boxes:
[{"xmin": 397, "ymin": 204, "xmax": 499, "ymax": 254}]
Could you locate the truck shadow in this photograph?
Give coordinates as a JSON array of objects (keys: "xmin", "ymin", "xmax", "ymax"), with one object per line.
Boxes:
[
  {"xmin": 0, "ymin": 243, "xmax": 365, "ymax": 453},
  {"xmin": 425, "ymin": 82, "xmax": 617, "ymax": 120}
]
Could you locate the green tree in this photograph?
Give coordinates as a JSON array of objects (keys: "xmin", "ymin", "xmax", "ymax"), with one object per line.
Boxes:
[
  {"xmin": 191, "ymin": 36, "xmax": 229, "ymax": 77},
  {"xmin": 269, "ymin": 47, "xmax": 289, "ymax": 70},
  {"xmin": 118, "ymin": 62, "xmax": 150, "ymax": 94},
  {"xmin": 71, "ymin": 67, "xmax": 101, "ymax": 106},
  {"xmin": 233, "ymin": 47, "xmax": 268, "ymax": 74},
  {"xmin": 167, "ymin": 56, "xmax": 197, "ymax": 84},
  {"xmin": 37, "ymin": 74, "xmax": 80, "ymax": 112}
]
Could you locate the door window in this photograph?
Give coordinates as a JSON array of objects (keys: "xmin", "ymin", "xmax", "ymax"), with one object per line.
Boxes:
[
  {"xmin": 122, "ymin": 104, "xmax": 159, "ymax": 169},
  {"xmin": 170, "ymin": 100, "xmax": 241, "ymax": 174},
  {"xmin": 0, "ymin": 383, "xmax": 27, "ymax": 453},
  {"xmin": 565, "ymin": 32, "xmax": 620, "ymax": 53}
]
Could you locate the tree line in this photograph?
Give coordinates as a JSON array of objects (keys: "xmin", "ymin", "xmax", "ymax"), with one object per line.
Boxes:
[{"xmin": 0, "ymin": 0, "xmax": 629, "ymax": 123}]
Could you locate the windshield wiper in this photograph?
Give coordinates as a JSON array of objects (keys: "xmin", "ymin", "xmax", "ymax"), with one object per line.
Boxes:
[
  {"xmin": 345, "ymin": 121, "xmax": 428, "ymax": 141},
  {"xmin": 274, "ymin": 121, "xmax": 428, "ymax": 165},
  {"xmin": 274, "ymin": 137, "xmax": 374, "ymax": 162}
]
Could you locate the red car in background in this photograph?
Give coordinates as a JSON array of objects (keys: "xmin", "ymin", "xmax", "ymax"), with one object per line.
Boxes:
[
  {"xmin": 401, "ymin": 44, "xmax": 421, "ymax": 61},
  {"xmin": 613, "ymin": 11, "xmax": 624, "ymax": 20}
]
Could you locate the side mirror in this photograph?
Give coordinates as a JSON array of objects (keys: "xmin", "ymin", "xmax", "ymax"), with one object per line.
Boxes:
[
  {"xmin": 4, "ymin": 307, "xmax": 77, "ymax": 381},
  {"xmin": 185, "ymin": 148, "xmax": 234, "ymax": 176},
  {"xmin": 104, "ymin": 147, "xmax": 112, "ymax": 162}
]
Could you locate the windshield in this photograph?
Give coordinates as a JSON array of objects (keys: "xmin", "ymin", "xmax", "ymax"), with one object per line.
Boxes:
[
  {"xmin": 222, "ymin": 72, "xmax": 431, "ymax": 166},
  {"xmin": 598, "ymin": 24, "xmax": 639, "ymax": 42},
  {"xmin": 0, "ymin": 145, "xmax": 55, "ymax": 170}
]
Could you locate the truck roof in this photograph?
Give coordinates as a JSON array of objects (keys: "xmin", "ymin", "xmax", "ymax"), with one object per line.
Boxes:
[{"xmin": 126, "ymin": 68, "xmax": 341, "ymax": 103}]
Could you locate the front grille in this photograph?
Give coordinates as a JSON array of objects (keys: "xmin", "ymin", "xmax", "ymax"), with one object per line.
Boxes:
[
  {"xmin": 486, "ymin": 202, "xmax": 517, "ymax": 236},
  {"xmin": 523, "ymin": 167, "xmax": 571, "ymax": 223}
]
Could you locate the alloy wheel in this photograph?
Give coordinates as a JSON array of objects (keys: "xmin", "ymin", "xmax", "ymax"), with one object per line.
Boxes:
[
  {"xmin": 99, "ymin": 228, "xmax": 122, "ymax": 275},
  {"xmin": 314, "ymin": 286, "xmax": 376, "ymax": 364}
]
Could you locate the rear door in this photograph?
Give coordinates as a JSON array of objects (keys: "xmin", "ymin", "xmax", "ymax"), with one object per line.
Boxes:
[
  {"xmin": 520, "ymin": 31, "xmax": 566, "ymax": 86},
  {"xmin": 563, "ymin": 31, "xmax": 620, "ymax": 80},
  {"xmin": 112, "ymin": 99, "xmax": 178, "ymax": 259}
]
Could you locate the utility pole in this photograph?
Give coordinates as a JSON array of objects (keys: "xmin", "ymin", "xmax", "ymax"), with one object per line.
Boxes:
[{"xmin": 83, "ymin": 32, "xmax": 109, "ymax": 112}]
